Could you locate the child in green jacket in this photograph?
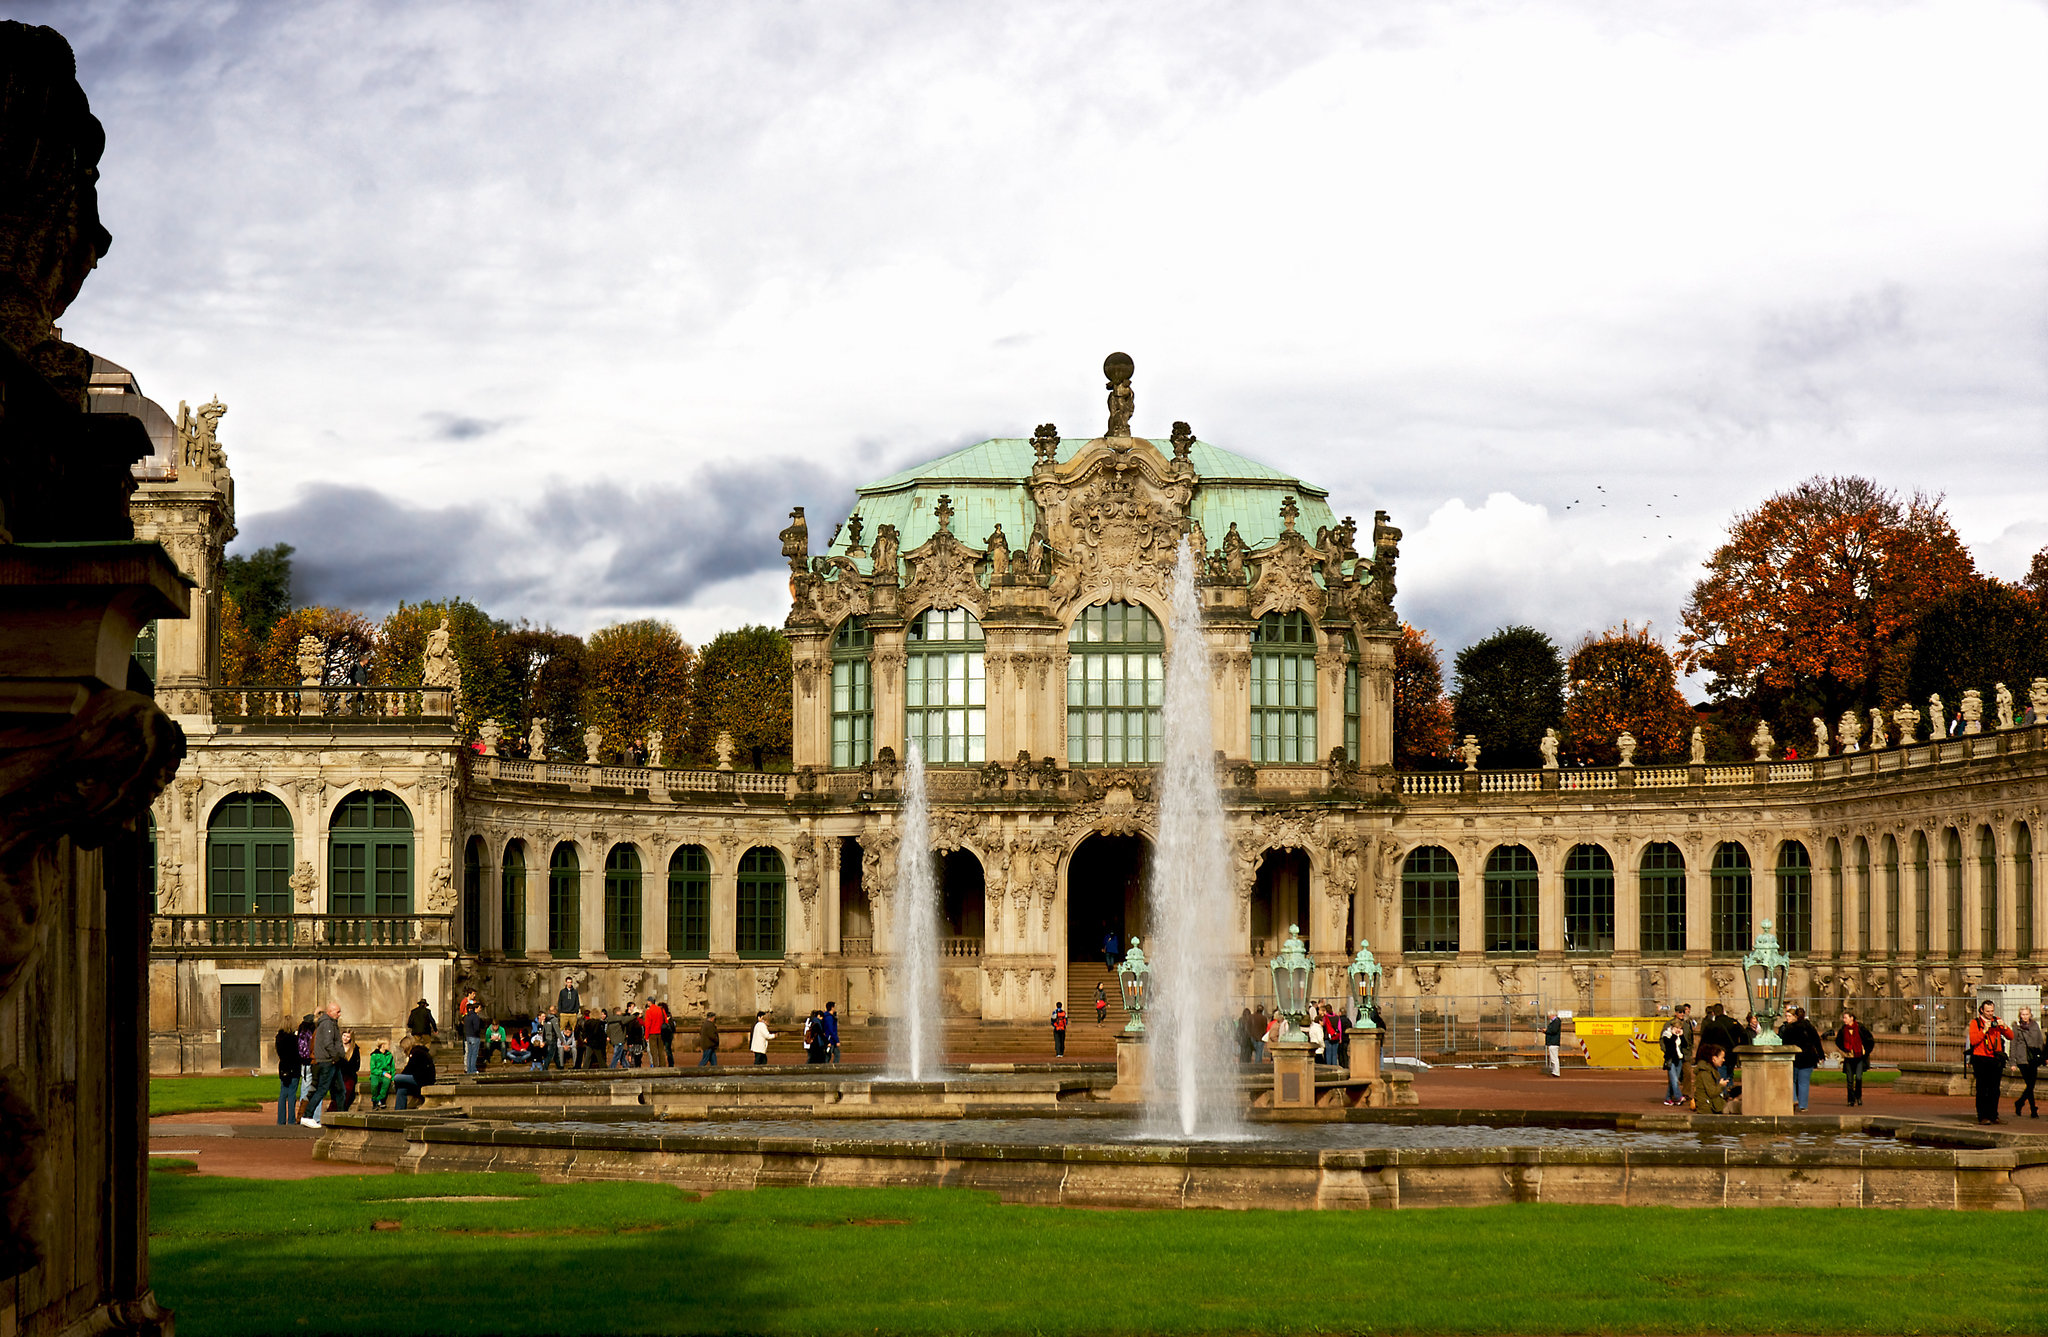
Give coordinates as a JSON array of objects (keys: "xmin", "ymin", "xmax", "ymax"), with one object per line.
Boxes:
[{"xmin": 367, "ymin": 1041, "xmax": 396, "ymax": 1109}]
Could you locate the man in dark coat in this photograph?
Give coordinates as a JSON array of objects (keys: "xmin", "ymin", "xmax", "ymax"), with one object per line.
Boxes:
[
  {"xmin": 1780, "ymin": 1006, "xmax": 1825, "ymax": 1113},
  {"xmin": 698, "ymin": 1012, "xmax": 720, "ymax": 1066},
  {"xmin": 557, "ymin": 974, "xmax": 580, "ymax": 1017},
  {"xmin": 274, "ymin": 1025, "xmax": 303, "ymax": 1125},
  {"xmin": 407, "ymin": 998, "xmax": 437, "ymax": 1040}
]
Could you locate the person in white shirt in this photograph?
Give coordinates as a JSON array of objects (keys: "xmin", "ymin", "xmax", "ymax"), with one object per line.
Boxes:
[{"xmin": 749, "ymin": 1011, "xmax": 775, "ymax": 1066}]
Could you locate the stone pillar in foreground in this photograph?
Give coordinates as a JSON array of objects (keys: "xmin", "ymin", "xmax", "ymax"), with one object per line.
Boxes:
[
  {"xmin": 1269, "ymin": 1039, "xmax": 1318, "ymax": 1108},
  {"xmin": 1736, "ymin": 1044, "xmax": 1797, "ymax": 1117}
]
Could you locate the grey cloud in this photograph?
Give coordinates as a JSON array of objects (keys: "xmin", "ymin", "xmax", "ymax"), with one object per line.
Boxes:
[
  {"xmin": 1758, "ymin": 286, "xmax": 1908, "ymax": 368},
  {"xmin": 424, "ymin": 412, "xmax": 509, "ymax": 440}
]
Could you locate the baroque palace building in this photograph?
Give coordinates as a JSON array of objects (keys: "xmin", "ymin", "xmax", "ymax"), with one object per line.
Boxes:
[{"xmin": 128, "ymin": 355, "xmax": 2047, "ymax": 1073}]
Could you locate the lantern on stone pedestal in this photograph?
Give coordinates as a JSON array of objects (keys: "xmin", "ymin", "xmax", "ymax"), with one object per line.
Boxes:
[
  {"xmin": 1346, "ymin": 939, "xmax": 1383, "ymax": 1030},
  {"xmin": 1743, "ymin": 919, "xmax": 1792, "ymax": 1045},
  {"xmin": 1116, "ymin": 937, "xmax": 1150, "ymax": 1035},
  {"xmin": 1268, "ymin": 924, "xmax": 1314, "ymax": 1039}
]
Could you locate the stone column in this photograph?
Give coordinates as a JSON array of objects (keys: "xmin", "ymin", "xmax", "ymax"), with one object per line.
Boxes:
[
  {"xmin": 524, "ymin": 840, "xmax": 552, "ymax": 961},
  {"xmin": 1960, "ymin": 833, "xmax": 1986, "ymax": 962},
  {"xmin": 1537, "ymin": 854, "xmax": 1565, "ymax": 957},
  {"xmin": 1356, "ymin": 630, "xmax": 1397, "ymax": 770},
  {"xmin": 871, "ymin": 628, "xmax": 908, "ymax": 763},
  {"xmin": 710, "ymin": 857, "xmax": 739, "ymax": 961},
  {"xmin": 1614, "ymin": 843, "xmax": 1642, "ymax": 961},
  {"xmin": 640, "ymin": 850, "xmax": 669, "ymax": 964},
  {"xmin": 1683, "ymin": 841, "xmax": 1710, "ymax": 959},
  {"xmin": 1995, "ymin": 826, "xmax": 2018, "ymax": 961},
  {"xmin": 579, "ymin": 850, "xmax": 606, "ymax": 961}
]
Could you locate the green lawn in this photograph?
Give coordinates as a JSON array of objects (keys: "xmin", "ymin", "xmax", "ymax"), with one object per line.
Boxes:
[
  {"xmin": 150, "ymin": 1075, "xmax": 278, "ymax": 1117},
  {"xmin": 150, "ymin": 1170, "xmax": 2044, "ymax": 1336}
]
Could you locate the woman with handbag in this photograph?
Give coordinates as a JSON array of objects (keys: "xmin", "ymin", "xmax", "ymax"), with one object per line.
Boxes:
[
  {"xmin": 2011, "ymin": 1005, "xmax": 2043, "ymax": 1119},
  {"xmin": 1967, "ymin": 1000, "xmax": 2013, "ymax": 1125}
]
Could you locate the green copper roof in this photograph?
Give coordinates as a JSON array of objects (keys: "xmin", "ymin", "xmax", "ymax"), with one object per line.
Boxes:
[{"xmin": 837, "ymin": 435, "xmax": 1341, "ymax": 571}]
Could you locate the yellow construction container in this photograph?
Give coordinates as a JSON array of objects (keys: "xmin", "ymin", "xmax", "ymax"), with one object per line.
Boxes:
[{"xmin": 1572, "ymin": 1016, "xmax": 1668, "ymax": 1069}]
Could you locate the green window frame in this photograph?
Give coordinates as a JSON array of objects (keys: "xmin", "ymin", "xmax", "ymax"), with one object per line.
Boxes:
[
  {"xmin": 134, "ymin": 620, "xmax": 158, "ymax": 684},
  {"xmin": 1400, "ymin": 846, "xmax": 1459, "ymax": 954},
  {"xmin": 1942, "ymin": 829, "xmax": 1963, "ymax": 953},
  {"xmin": 736, "ymin": 846, "xmax": 785, "ymax": 958},
  {"xmin": 1776, "ymin": 842, "xmax": 1812, "ymax": 954},
  {"xmin": 328, "ymin": 791, "xmax": 413, "ymax": 917},
  {"xmin": 1564, "ymin": 844, "xmax": 1615, "ymax": 953},
  {"xmin": 501, "ymin": 841, "xmax": 527, "ymax": 957},
  {"xmin": 1979, "ymin": 826, "xmax": 1999, "ymax": 956},
  {"xmin": 1483, "ymin": 844, "xmax": 1538, "ymax": 953},
  {"xmin": 1066, "ymin": 600, "xmax": 1163, "ymax": 766},
  {"xmin": 206, "ymin": 792, "xmax": 294, "ymax": 917},
  {"xmin": 831, "ymin": 617, "xmax": 874, "ymax": 769},
  {"xmin": 1638, "ymin": 842, "xmax": 1686, "ymax": 955},
  {"xmin": 461, "ymin": 837, "xmax": 483, "ymax": 953},
  {"xmin": 1709, "ymin": 842, "xmax": 1751, "ymax": 955},
  {"xmin": 668, "ymin": 845, "xmax": 710, "ymax": 958},
  {"xmin": 2017, "ymin": 823, "xmax": 2034, "ymax": 960},
  {"xmin": 906, "ymin": 607, "xmax": 985, "ymax": 765},
  {"xmin": 1882, "ymin": 836, "xmax": 1901, "ymax": 954},
  {"xmin": 1250, "ymin": 610, "xmax": 1317, "ymax": 764},
  {"xmin": 549, "ymin": 842, "xmax": 580, "ymax": 957},
  {"xmin": 1343, "ymin": 654, "xmax": 1360, "ymax": 765},
  {"xmin": 604, "ymin": 845, "xmax": 642, "ymax": 958}
]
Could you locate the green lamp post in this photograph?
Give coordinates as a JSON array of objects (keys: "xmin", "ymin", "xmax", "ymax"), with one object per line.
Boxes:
[
  {"xmin": 1116, "ymin": 936, "xmax": 1150, "ymax": 1035},
  {"xmin": 1268, "ymin": 924, "xmax": 1314, "ymax": 1040},
  {"xmin": 1346, "ymin": 938, "xmax": 1383, "ymax": 1030},
  {"xmin": 1742, "ymin": 918, "xmax": 1791, "ymax": 1045}
]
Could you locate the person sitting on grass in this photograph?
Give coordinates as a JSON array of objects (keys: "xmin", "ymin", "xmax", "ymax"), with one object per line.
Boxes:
[
  {"xmin": 366, "ymin": 1040, "xmax": 395, "ymax": 1109},
  {"xmin": 392, "ymin": 1039, "xmax": 437, "ymax": 1110},
  {"xmin": 1691, "ymin": 1043, "xmax": 1738, "ymax": 1114}
]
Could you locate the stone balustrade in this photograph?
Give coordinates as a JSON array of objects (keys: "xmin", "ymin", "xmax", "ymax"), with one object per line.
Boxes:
[
  {"xmin": 151, "ymin": 912, "xmax": 453, "ymax": 954},
  {"xmin": 208, "ymin": 685, "xmax": 452, "ymax": 722}
]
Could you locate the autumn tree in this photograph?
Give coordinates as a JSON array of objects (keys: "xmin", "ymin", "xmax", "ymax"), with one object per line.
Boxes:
[
  {"xmin": 2026, "ymin": 545, "xmax": 2048, "ymax": 603},
  {"xmin": 497, "ymin": 625, "xmax": 587, "ymax": 759},
  {"xmin": 1677, "ymin": 476, "xmax": 1975, "ymax": 740},
  {"xmin": 692, "ymin": 624, "xmax": 792, "ymax": 771},
  {"xmin": 220, "ymin": 542, "xmax": 295, "ymax": 643},
  {"xmin": 1561, "ymin": 623, "xmax": 1695, "ymax": 765},
  {"xmin": 1451, "ymin": 625, "xmax": 1565, "ymax": 768},
  {"xmin": 1887, "ymin": 580, "xmax": 2048, "ymax": 717},
  {"xmin": 258, "ymin": 606, "xmax": 376, "ymax": 685},
  {"xmin": 1393, "ymin": 623, "xmax": 1455, "ymax": 768},
  {"xmin": 583, "ymin": 619, "xmax": 696, "ymax": 761},
  {"xmin": 216, "ymin": 588, "xmax": 261, "ymax": 686}
]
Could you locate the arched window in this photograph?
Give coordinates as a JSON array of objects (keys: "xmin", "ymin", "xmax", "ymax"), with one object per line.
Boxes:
[
  {"xmin": 1911, "ymin": 832, "xmax": 1930, "ymax": 958},
  {"xmin": 1563, "ymin": 844, "xmax": 1615, "ymax": 953},
  {"xmin": 462, "ymin": 837, "xmax": 483, "ymax": 954},
  {"xmin": 1639, "ymin": 842, "xmax": 1686, "ymax": 955},
  {"xmin": 1942, "ymin": 828, "xmax": 1963, "ymax": 954},
  {"xmin": 1401, "ymin": 846, "xmax": 1459, "ymax": 954},
  {"xmin": 548, "ymin": 843, "xmax": 580, "ymax": 957},
  {"xmin": 737, "ymin": 846, "xmax": 785, "ymax": 958},
  {"xmin": 1067, "ymin": 601, "xmax": 1163, "ymax": 765},
  {"xmin": 501, "ymin": 841, "xmax": 527, "ymax": 956},
  {"xmin": 1979, "ymin": 825, "xmax": 1999, "ymax": 956},
  {"xmin": 668, "ymin": 845, "xmax": 710, "ymax": 959},
  {"xmin": 1483, "ymin": 845, "xmax": 1538, "ymax": 953},
  {"xmin": 329, "ymin": 791, "xmax": 413, "ymax": 917},
  {"xmin": 207, "ymin": 792, "xmax": 293, "ymax": 919},
  {"xmin": 604, "ymin": 845, "xmax": 642, "ymax": 958},
  {"xmin": 1250, "ymin": 610, "xmax": 1317, "ymax": 763},
  {"xmin": 907, "ymin": 607, "xmax": 985, "ymax": 764},
  {"xmin": 1776, "ymin": 842, "xmax": 1812, "ymax": 954},
  {"xmin": 831, "ymin": 617, "xmax": 873, "ymax": 769},
  {"xmin": 1882, "ymin": 835, "xmax": 1901, "ymax": 954},
  {"xmin": 2017, "ymin": 823, "xmax": 2034, "ymax": 961},
  {"xmin": 1709, "ymin": 843, "xmax": 1751, "ymax": 954}
]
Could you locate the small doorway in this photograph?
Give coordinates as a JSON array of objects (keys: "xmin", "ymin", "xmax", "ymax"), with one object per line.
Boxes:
[
  {"xmin": 221, "ymin": 984, "xmax": 261, "ymax": 1069},
  {"xmin": 1250, "ymin": 849, "xmax": 1312, "ymax": 957},
  {"xmin": 1066, "ymin": 834, "xmax": 1150, "ymax": 959}
]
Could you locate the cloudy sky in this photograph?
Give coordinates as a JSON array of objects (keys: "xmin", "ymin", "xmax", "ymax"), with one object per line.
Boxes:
[{"xmin": 36, "ymin": 0, "xmax": 2048, "ymax": 680}]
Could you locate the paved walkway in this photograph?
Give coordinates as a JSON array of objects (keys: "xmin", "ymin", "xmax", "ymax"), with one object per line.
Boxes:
[{"xmin": 151, "ymin": 1107, "xmax": 392, "ymax": 1179}]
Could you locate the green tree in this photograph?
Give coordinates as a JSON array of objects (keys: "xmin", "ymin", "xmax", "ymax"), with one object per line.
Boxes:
[
  {"xmin": 497, "ymin": 625, "xmax": 587, "ymax": 759},
  {"xmin": 220, "ymin": 542, "xmax": 295, "ymax": 643},
  {"xmin": 376, "ymin": 599, "xmax": 516, "ymax": 739},
  {"xmin": 584, "ymin": 619, "xmax": 696, "ymax": 761},
  {"xmin": 1393, "ymin": 623, "xmax": 1455, "ymax": 769},
  {"xmin": 1451, "ymin": 625, "xmax": 1565, "ymax": 769},
  {"xmin": 691, "ymin": 625, "xmax": 792, "ymax": 771},
  {"xmin": 1561, "ymin": 624, "xmax": 1695, "ymax": 766},
  {"xmin": 1891, "ymin": 580, "xmax": 2048, "ymax": 721}
]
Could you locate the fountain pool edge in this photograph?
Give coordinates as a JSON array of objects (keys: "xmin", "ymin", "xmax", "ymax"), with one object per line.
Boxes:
[{"xmin": 314, "ymin": 1111, "xmax": 2048, "ymax": 1211}]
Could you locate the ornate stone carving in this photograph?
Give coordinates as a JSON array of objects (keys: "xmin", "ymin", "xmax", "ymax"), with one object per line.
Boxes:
[
  {"xmin": 422, "ymin": 616, "xmax": 460, "ymax": 692},
  {"xmin": 901, "ymin": 516, "xmax": 986, "ymax": 615},
  {"xmin": 290, "ymin": 860, "xmax": 316, "ymax": 909},
  {"xmin": 1751, "ymin": 721, "xmax": 1774, "ymax": 761},
  {"xmin": 426, "ymin": 860, "xmax": 455, "ymax": 914},
  {"xmin": 1103, "ymin": 351, "xmax": 1135, "ymax": 437},
  {"xmin": 779, "ymin": 507, "xmax": 808, "ymax": 574}
]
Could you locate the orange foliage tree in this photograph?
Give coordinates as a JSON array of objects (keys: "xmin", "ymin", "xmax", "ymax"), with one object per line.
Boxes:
[
  {"xmin": 1677, "ymin": 476, "xmax": 1975, "ymax": 737},
  {"xmin": 1393, "ymin": 623, "xmax": 1455, "ymax": 768},
  {"xmin": 257, "ymin": 606, "xmax": 377, "ymax": 685},
  {"xmin": 584, "ymin": 619, "xmax": 696, "ymax": 761},
  {"xmin": 1562, "ymin": 623, "xmax": 1694, "ymax": 766}
]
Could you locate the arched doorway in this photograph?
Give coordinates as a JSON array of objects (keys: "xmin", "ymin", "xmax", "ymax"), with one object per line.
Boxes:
[
  {"xmin": 1067, "ymin": 834, "xmax": 1150, "ymax": 960},
  {"xmin": 1250, "ymin": 849, "xmax": 1311, "ymax": 956},
  {"xmin": 940, "ymin": 849, "xmax": 985, "ymax": 946}
]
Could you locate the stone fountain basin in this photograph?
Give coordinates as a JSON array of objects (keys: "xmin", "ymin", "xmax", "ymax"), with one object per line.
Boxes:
[
  {"xmin": 315, "ymin": 1105, "xmax": 2048, "ymax": 1211},
  {"xmin": 423, "ymin": 1068, "xmax": 1121, "ymax": 1120}
]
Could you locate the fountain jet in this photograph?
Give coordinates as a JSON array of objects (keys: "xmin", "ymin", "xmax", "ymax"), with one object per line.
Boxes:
[{"xmin": 892, "ymin": 741, "xmax": 942, "ymax": 1080}]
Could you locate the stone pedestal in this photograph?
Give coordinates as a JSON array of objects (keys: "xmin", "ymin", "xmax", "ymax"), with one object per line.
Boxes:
[
  {"xmin": 1348, "ymin": 1026, "xmax": 1384, "ymax": 1106},
  {"xmin": 1736, "ymin": 1044, "xmax": 1797, "ymax": 1117},
  {"xmin": 1270, "ymin": 1039, "xmax": 1318, "ymax": 1108},
  {"xmin": 1110, "ymin": 1033, "xmax": 1146, "ymax": 1102}
]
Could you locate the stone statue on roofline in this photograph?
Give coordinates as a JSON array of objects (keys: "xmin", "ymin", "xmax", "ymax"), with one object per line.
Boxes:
[
  {"xmin": 1892, "ymin": 702, "xmax": 1920, "ymax": 744},
  {"xmin": 1169, "ymin": 420, "xmax": 1194, "ymax": 464},
  {"xmin": 1868, "ymin": 707, "xmax": 1887, "ymax": 749},
  {"xmin": 1961, "ymin": 689, "xmax": 1983, "ymax": 734},
  {"xmin": 422, "ymin": 615, "xmax": 460, "ymax": 691},
  {"xmin": 529, "ymin": 716, "xmax": 547, "ymax": 760},
  {"xmin": 1539, "ymin": 728, "xmax": 1559, "ymax": 770},
  {"xmin": 1928, "ymin": 693, "xmax": 1946, "ymax": 738},
  {"xmin": 1751, "ymin": 721, "xmax": 1774, "ymax": 762},
  {"xmin": 296, "ymin": 634, "xmax": 323, "ymax": 687},
  {"xmin": 870, "ymin": 524, "xmax": 900, "ymax": 583},
  {"xmin": 1995, "ymin": 682, "xmax": 2014, "ymax": 730},
  {"xmin": 1103, "ymin": 352, "xmax": 1134, "ymax": 438},
  {"xmin": 1616, "ymin": 731, "xmax": 1637, "ymax": 767},
  {"xmin": 1459, "ymin": 735, "xmax": 1481, "ymax": 771},
  {"xmin": 780, "ymin": 507, "xmax": 809, "ymax": 574},
  {"xmin": 1689, "ymin": 726, "xmax": 1705, "ymax": 765},
  {"xmin": 1811, "ymin": 717, "xmax": 1830, "ymax": 758},
  {"xmin": 1031, "ymin": 422, "xmax": 1061, "ymax": 465},
  {"xmin": 984, "ymin": 524, "xmax": 1009, "ymax": 579},
  {"xmin": 1024, "ymin": 520, "xmax": 1048, "ymax": 577},
  {"xmin": 1837, "ymin": 710, "xmax": 1861, "ymax": 753}
]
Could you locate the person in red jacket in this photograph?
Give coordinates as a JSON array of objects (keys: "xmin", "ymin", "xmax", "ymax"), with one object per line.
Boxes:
[
  {"xmin": 641, "ymin": 999, "xmax": 670, "ymax": 1066},
  {"xmin": 1050, "ymin": 1003, "xmax": 1068, "ymax": 1057},
  {"xmin": 1968, "ymin": 999, "xmax": 2014, "ymax": 1125},
  {"xmin": 1834, "ymin": 1009, "xmax": 1876, "ymax": 1107}
]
